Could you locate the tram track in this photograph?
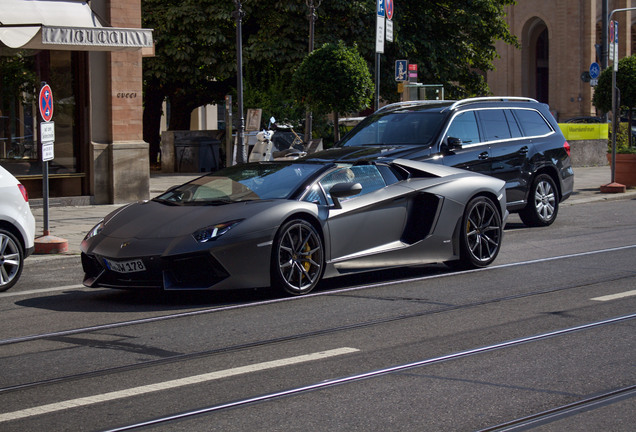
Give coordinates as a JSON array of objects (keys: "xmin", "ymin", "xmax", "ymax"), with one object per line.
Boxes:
[
  {"xmin": 98, "ymin": 314, "xmax": 636, "ymax": 432},
  {"xmin": 1, "ymin": 267, "xmax": 634, "ymax": 396},
  {"xmin": 2, "ymin": 244, "xmax": 635, "ymax": 349},
  {"xmin": 1, "ymin": 245, "xmax": 635, "ymax": 399}
]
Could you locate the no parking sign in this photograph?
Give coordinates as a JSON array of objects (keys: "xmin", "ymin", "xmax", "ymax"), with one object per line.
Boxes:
[{"xmin": 39, "ymin": 84, "xmax": 54, "ymax": 122}]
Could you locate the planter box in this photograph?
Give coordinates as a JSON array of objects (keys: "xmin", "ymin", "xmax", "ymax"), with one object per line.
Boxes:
[{"xmin": 608, "ymin": 153, "xmax": 636, "ymax": 187}]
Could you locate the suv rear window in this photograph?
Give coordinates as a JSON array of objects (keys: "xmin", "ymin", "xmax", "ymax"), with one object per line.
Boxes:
[{"xmin": 513, "ymin": 109, "xmax": 553, "ymax": 136}]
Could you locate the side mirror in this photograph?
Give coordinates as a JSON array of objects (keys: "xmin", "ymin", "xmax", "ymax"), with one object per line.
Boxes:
[
  {"xmin": 443, "ymin": 137, "xmax": 463, "ymax": 154},
  {"xmin": 330, "ymin": 182, "xmax": 362, "ymax": 209}
]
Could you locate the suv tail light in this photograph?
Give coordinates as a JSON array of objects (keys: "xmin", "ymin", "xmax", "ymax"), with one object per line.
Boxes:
[
  {"xmin": 563, "ymin": 140, "xmax": 571, "ymax": 157},
  {"xmin": 18, "ymin": 184, "xmax": 29, "ymax": 202}
]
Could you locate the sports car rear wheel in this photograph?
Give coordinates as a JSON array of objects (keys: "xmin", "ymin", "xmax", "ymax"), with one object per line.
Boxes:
[
  {"xmin": 272, "ymin": 219, "xmax": 324, "ymax": 296},
  {"xmin": 458, "ymin": 196, "xmax": 502, "ymax": 268}
]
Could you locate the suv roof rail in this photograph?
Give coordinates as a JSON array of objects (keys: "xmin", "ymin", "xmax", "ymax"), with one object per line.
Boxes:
[
  {"xmin": 448, "ymin": 96, "xmax": 538, "ymax": 111},
  {"xmin": 375, "ymin": 100, "xmax": 449, "ymax": 114}
]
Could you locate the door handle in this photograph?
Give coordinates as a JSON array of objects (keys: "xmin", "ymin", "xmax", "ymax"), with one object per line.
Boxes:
[
  {"xmin": 478, "ymin": 152, "xmax": 489, "ymax": 160},
  {"xmin": 518, "ymin": 146, "xmax": 529, "ymax": 154}
]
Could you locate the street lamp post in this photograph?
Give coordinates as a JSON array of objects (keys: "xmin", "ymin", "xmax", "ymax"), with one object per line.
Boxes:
[
  {"xmin": 304, "ymin": 0, "xmax": 321, "ymax": 143},
  {"xmin": 233, "ymin": 0, "xmax": 246, "ymax": 164}
]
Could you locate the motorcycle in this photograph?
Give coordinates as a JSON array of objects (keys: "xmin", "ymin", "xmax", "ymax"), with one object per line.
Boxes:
[{"xmin": 248, "ymin": 117, "xmax": 307, "ymax": 162}]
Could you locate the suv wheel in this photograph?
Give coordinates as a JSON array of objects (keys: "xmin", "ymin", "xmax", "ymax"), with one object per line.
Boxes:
[{"xmin": 519, "ymin": 174, "xmax": 558, "ymax": 227}]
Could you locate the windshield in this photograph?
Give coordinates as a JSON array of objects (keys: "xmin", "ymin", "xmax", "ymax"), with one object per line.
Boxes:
[
  {"xmin": 338, "ymin": 111, "xmax": 445, "ymax": 147},
  {"xmin": 154, "ymin": 162, "xmax": 326, "ymax": 205}
]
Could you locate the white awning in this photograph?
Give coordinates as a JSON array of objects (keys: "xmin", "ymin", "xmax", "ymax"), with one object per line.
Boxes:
[{"xmin": 0, "ymin": 0, "xmax": 152, "ymax": 51}]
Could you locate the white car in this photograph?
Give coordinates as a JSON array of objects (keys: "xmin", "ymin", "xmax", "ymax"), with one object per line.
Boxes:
[{"xmin": 0, "ymin": 165, "xmax": 36, "ymax": 291}]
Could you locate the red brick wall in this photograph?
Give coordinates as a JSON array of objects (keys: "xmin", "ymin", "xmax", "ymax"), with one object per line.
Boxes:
[{"xmin": 107, "ymin": 0, "xmax": 143, "ymax": 142}]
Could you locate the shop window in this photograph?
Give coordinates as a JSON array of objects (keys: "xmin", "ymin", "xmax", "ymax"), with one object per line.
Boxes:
[{"xmin": 1, "ymin": 49, "xmax": 83, "ymax": 177}]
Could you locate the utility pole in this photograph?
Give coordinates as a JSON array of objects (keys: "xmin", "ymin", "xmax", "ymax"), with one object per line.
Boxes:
[
  {"xmin": 305, "ymin": 0, "xmax": 321, "ymax": 143},
  {"xmin": 604, "ymin": 6, "xmax": 636, "ymax": 191},
  {"xmin": 232, "ymin": 0, "xmax": 246, "ymax": 164}
]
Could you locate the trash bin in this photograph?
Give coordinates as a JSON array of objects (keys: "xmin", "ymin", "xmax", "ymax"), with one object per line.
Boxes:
[{"xmin": 174, "ymin": 136, "xmax": 220, "ymax": 172}]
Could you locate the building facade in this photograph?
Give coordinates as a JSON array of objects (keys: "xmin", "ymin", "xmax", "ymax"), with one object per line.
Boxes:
[
  {"xmin": 488, "ymin": 0, "xmax": 634, "ymax": 122},
  {"xmin": 0, "ymin": 0, "xmax": 152, "ymax": 203}
]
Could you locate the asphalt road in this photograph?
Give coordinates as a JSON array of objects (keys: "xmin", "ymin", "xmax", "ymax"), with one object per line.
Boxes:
[{"xmin": 1, "ymin": 198, "xmax": 634, "ymax": 431}]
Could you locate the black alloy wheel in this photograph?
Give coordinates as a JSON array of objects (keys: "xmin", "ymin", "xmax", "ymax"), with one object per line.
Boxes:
[
  {"xmin": 519, "ymin": 173, "xmax": 559, "ymax": 227},
  {"xmin": 272, "ymin": 219, "xmax": 324, "ymax": 295},
  {"xmin": 0, "ymin": 229, "xmax": 24, "ymax": 292},
  {"xmin": 459, "ymin": 196, "xmax": 503, "ymax": 268}
]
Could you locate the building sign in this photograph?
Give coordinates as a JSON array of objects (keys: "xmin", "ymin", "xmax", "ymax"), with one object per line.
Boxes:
[{"xmin": 42, "ymin": 26, "xmax": 153, "ymax": 49}]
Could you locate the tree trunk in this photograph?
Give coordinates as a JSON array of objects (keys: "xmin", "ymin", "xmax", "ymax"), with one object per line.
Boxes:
[
  {"xmin": 168, "ymin": 94, "xmax": 195, "ymax": 131},
  {"xmin": 333, "ymin": 111, "xmax": 340, "ymax": 143},
  {"xmin": 142, "ymin": 85, "xmax": 165, "ymax": 166}
]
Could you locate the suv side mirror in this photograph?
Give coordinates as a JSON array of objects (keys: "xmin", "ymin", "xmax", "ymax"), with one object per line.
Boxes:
[
  {"xmin": 442, "ymin": 137, "xmax": 463, "ymax": 155},
  {"xmin": 447, "ymin": 137, "xmax": 463, "ymax": 150},
  {"xmin": 330, "ymin": 182, "xmax": 362, "ymax": 209}
]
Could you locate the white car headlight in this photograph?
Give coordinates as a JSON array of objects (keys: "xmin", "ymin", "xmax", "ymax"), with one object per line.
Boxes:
[{"xmin": 192, "ymin": 220, "xmax": 243, "ymax": 243}]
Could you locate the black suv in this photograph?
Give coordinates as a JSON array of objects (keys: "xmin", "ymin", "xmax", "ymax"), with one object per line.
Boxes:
[{"xmin": 337, "ymin": 97, "xmax": 574, "ymax": 226}]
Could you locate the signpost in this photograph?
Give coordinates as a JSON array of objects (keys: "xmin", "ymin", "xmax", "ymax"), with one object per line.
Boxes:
[
  {"xmin": 374, "ymin": 0, "xmax": 396, "ymax": 110},
  {"xmin": 34, "ymin": 82, "xmax": 68, "ymax": 254}
]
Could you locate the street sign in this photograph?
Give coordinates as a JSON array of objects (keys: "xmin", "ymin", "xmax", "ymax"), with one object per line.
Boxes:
[
  {"xmin": 376, "ymin": 15, "xmax": 385, "ymax": 53},
  {"xmin": 39, "ymin": 84, "xmax": 54, "ymax": 122},
  {"xmin": 386, "ymin": 18, "xmax": 393, "ymax": 42},
  {"xmin": 385, "ymin": 0, "xmax": 393, "ymax": 20},
  {"xmin": 395, "ymin": 60, "xmax": 408, "ymax": 81},
  {"xmin": 377, "ymin": 0, "xmax": 385, "ymax": 17},
  {"xmin": 42, "ymin": 142, "xmax": 54, "ymax": 162},
  {"xmin": 408, "ymin": 63, "xmax": 418, "ymax": 82},
  {"xmin": 589, "ymin": 62, "xmax": 600, "ymax": 80},
  {"xmin": 40, "ymin": 121, "xmax": 55, "ymax": 143}
]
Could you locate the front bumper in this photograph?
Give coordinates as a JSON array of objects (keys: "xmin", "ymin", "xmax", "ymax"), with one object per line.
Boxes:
[{"xmin": 82, "ymin": 252, "xmax": 230, "ymax": 290}]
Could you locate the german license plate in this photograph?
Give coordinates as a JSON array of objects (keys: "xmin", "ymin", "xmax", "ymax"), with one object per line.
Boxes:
[{"xmin": 105, "ymin": 258, "xmax": 146, "ymax": 273}]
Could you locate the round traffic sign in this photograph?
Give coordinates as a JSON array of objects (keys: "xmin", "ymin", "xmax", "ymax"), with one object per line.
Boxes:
[
  {"xmin": 589, "ymin": 62, "xmax": 600, "ymax": 80},
  {"xmin": 39, "ymin": 84, "xmax": 54, "ymax": 122},
  {"xmin": 386, "ymin": 0, "xmax": 394, "ymax": 20}
]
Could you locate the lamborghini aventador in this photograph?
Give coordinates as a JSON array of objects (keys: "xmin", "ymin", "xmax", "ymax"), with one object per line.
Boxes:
[{"xmin": 81, "ymin": 148, "xmax": 508, "ymax": 296}]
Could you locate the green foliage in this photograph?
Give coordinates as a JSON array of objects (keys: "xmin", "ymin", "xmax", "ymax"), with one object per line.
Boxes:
[
  {"xmin": 292, "ymin": 41, "xmax": 374, "ymax": 115},
  {"xmin": 141, "ymin": 0, "xmax": 517, "ymax": 145},
  {"xmin": 610, "ymin": 123, "xmax": 636, "ymax": 154},
  {"xmin": 593, "ymin": 55, "xmax": 636, "ymax": 113}
]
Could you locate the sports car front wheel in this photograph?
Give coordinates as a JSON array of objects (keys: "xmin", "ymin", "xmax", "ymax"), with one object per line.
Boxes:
[
  {"xmin": 272, "ymin": 219, "xmax": 324, "ymax": 296},
  {"xmin": 458, "ymin": 196, "xmax": 503, "ymax": 268}
]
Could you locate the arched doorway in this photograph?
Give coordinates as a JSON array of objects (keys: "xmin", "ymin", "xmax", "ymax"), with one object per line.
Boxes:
[{"xmin": 522, "ymin": 18, "xmax": 549, "ymax": 104}]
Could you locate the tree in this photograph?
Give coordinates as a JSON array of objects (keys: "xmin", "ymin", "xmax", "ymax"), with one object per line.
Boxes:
[
  {"xmin": 593, "ymin": 55, "xmax": 636, "ymax": 148},
  {"xmin": 141, "ymin": 0, "xmax": 517, "ymax": 162},
  {"xmin": 292, "ymin": 41, "xmax": 374, "ymax": 142},
  {"xmin": 142, "ymin": 0, "xmax": 237, "ymax": 163}
]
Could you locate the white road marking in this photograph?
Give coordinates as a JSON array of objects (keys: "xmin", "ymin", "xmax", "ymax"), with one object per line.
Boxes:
[
  {"xmin": 0, "ymin": 347, "xmax": 359, "ymax": 423},
  {"xmin": 591, "ymin": 290, "xmax": 636, "ymax": 302}
]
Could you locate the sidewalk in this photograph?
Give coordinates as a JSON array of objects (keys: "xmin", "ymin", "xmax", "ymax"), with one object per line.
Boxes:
[{"xmin": 29, "ymin": 166, "xmax": 636, "ymax": 256}]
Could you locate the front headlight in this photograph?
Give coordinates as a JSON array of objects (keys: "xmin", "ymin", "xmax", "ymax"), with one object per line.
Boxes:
[
  {"xmin": 192, "ymin": 220, "xmax": 243, "ymax": 243},
  {"xmin": 84, "ymin": 220, "xmax": 104, "ymax": 240}
]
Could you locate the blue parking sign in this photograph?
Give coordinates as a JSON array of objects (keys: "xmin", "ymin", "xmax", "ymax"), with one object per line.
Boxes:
[
  {"xmin": 377, "ymin": 0, "xmax": 385, "ymax": 17},
  {"xmin": 395, "ymin": 60, "xmax": 408, "ymax": 81}
]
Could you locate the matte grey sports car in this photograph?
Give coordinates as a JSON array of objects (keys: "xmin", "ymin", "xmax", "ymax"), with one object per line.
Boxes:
[{"xmin": 81, "ymin": 148, "xmax": 508, "ymax": 295}]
